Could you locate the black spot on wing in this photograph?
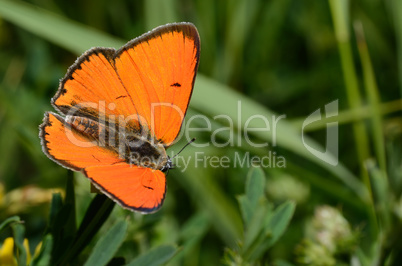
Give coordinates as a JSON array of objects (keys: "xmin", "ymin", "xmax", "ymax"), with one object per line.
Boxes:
[{"xmin": 170, "ymin": 82, "xmax": 181, "ymax": 87}]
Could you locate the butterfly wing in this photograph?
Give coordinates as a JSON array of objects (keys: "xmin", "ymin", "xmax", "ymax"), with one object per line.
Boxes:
[
  {"xmin": 52, "ymin": 48, "xmax": 141, "ymax": 131},
  {"xmin": 40, "ymin": 112, "xmax": 124, "ymax": 171},
  {"xmin": 114, "ymin": 23, "xmax": 200, "ymax": 146},
  {"xmin": 84, "ymin": 163, "xmax": 166, "ymax": 213}
]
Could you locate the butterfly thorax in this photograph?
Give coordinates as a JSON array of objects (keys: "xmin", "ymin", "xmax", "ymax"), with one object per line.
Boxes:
[
  {"xmin": 66, "ymin": 115, "xmax": 169, "ymax": 171},
  {"xmin": 126, "ymin": 135, "xmax": 169, "ymax": 170}
]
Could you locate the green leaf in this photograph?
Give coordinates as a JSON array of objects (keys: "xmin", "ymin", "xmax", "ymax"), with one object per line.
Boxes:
[
  {"xmin": 84, "ymin": 220, "xmax": 128, "ymax": 266},
  {"xmin": 248, "ymin": 201, "xmax": 295, "ymax": 261},
  {"xmin": 30, "ymin": 235, "xmax": 53, "ymax": 266},
  {"xmin": 0, "ymin": 216, "xmax": 20, "ymax": 234},
  {"xmin": 126, "ymin": 245, "xmax": 177, "ymax": 266},
  {"xmin": 245, "ymin": 167, "xmax": 265, "ymax": 207},
  {"xmin": 266, "ymin": 201, "xmax": 295, "ymax": 246},
  {"xmin": 243, "ymin": 202, "xmax": 269, "ymax": 252},
  {"xmin": 237, "ymin": 195, "xmax": 253, "ymax": 226},
  {"xmin": 238, "ymin": 167, "xmax": 266, "ymax": 228},
  {"xmin": 11, "ymin": 221, "xmax": 27, "ymax": 266},
  {"xmin": 57, "ymin": 194, "xmax": 115, "ymax": 265}
]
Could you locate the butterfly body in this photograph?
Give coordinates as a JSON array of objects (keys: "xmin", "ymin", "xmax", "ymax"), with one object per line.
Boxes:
[
  {"xmin": 40, "ymin": 22, "xmax": 200, "ymax": 213},
  {"xmin": 66, "ymin": 115, "xmax": 170, "ymax": 171}
]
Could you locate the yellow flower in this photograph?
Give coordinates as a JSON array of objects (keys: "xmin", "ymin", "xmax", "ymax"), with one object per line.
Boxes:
[
  {"xmin": 0, "ymin": 237, "xmax": 32, "ymax": 266},
  {"xmin": 24, "ymin": 239, "xmax": 32, "ymax": 264},
  {"xmin": 0, "ymin": 238, "xmax": 17, "ymax": 266}
]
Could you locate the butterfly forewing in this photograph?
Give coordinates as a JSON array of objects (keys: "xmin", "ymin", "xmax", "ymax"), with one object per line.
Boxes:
[
  {"xmin": 52, "ymin": 49, "xmax": 141, "ymax": 132},
  {"xmin": 115, "ymin": 24, "xmax": 200, "ymax": 146},
  {"xmin": 40, "ymin": 112, "xmax": 124, "ymax": 171}
]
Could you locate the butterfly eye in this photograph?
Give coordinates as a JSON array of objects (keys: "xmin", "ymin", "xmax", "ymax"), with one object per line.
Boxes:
[{"xmin": 161, "ymin": 157, "xmax": 173, "ymax": 172}]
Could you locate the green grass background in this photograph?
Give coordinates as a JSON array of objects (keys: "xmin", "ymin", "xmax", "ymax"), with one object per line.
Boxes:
[{"xmin": 0, "ymin": 0, "xmax": 401, "ymax": 265}]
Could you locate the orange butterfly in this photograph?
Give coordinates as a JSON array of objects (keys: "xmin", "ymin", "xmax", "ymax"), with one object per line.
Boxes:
[{"xmin": 39, "ymin": 23, "xmax": 200, "ymax": 213}]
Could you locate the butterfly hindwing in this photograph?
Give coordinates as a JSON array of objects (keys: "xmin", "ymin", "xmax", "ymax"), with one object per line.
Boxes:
[{"xmin": 84, "ymin": 163, "xmax": 166, "ymax": 213}]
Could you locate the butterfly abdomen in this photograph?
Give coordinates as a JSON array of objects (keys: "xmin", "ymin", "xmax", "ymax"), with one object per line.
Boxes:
[{"xmin": 66, "ymin": 115, "xmax": 101, "ymax": 139}]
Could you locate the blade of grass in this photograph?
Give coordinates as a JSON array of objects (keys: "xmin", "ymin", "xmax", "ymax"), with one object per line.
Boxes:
[
  {"xmin": 0, "ymin": 0, "xmax": 124, "ymax": 54},
  {"xmin": 144, "ymin": 0, "xmax": 178, "ymax": 30},
  {"xmin": 220, "ymin": 0, "xmax": 260, "ymax": 83},
  {"xmin": 252, "ymin": 0, "xmax": 292, "ymax": 67},
  {"xmin": 328, "ymin": 0, "xmax": 371, "ymax": 184},
  {"xmin": 126, "ymin": 245, "xmax": 177, "ymax": 266},
  {"xmin": 329, "ymin": 0, "xmax": 385, "ymax": 241},
  {"xmin": 365, "ymin": 160, "xmax": 391, "ymax": 231},
  {"xmin": 328, "ymin": 2, "xmax": 376, "ymax": 238},
  {"xmin": 389, "ymin": 0, "xmax": 402, "ymax": 97},
  {"xmin": 194, "ymin": 0, "xmax": 217, "ymax": 76},
  {"xmin": 84, "ymin": 220, "xmax": 128, "ymax": 266},
  {"xmin": 291, "ymin": 99, "xmax": 402, "ymax": 132},
  {"xmin": 354, "ymin": 21, "xmax": 387, "ymax": 174},
  {"xmin": 63, "ymin": 172, "xmax": 77, "ymax": 244}
]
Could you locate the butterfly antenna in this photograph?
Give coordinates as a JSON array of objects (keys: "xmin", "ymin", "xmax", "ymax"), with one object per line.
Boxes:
[{"xmin": 172, "ymin": 138, "xmax": 196, "ymax": 159}]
